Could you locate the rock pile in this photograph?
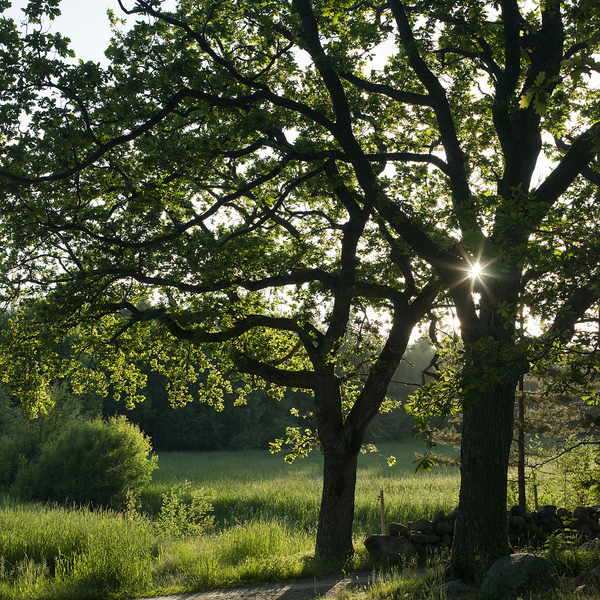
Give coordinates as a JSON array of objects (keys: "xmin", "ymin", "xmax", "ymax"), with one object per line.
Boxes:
[
  {"xmin": 508, "ymin": 504, "xmax": 600, "ymax": 546},
  {"xmin": 365, "ymin": 509, "xmax": 455, "ymax": 560},
  {"xmin": 364, "ymin": 505, "xmax": 600, "ymax": 562}
]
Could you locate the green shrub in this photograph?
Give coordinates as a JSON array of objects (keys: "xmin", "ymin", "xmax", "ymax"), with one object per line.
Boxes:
[
  {"xmin": 12, "ymin": 416, "xmax": 158, "ymax": 509},
  {"xmin": 0, "ymin": 382, "xmax": 104, "ymax": 493},
  {"xmin": 155, "ymin": 480, "xmax": 214, "ymax": 538}
]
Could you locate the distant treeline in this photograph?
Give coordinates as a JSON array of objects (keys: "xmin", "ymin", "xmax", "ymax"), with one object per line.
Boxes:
[
  {"xmin": 0, "ymin": 336, "xmax": 435, "ymax": 453},
  {"xmin": 102, "ymin": 338, "xmax": 436, "ymax": 452}
]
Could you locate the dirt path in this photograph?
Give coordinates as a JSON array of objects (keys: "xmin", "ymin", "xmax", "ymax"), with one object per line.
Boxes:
[{"xmin": 137, "ymin": 571, "xmax": 376, "ymax": 600}]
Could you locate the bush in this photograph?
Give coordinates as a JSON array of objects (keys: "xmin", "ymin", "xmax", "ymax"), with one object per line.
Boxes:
[
  {"xmin": 155, "ymin": 480, "xmax": 214, "ymax": 539},
  {"xmin": 12, "ymin": 416, "xmax": 158, "ymax": 509},
  {"xmin": 0, "ymin": 382, "xmax": 104, "ymax": 493}
]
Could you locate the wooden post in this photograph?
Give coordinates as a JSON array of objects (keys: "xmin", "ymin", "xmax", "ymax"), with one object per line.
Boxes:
[
  {"xmin": 517, "ymin": 304, "xmax": 527, "ymax": 512},
  {"xmin": 534, "ymin": 484, "xmax": 539, "ymax": 510},
  {"xmin": 517, "ymin": 374, "xmax": 526, "ymax": 511},
  {"xmin": 380, "ymin": 489, "xmax": 385, "ymax": 534}
]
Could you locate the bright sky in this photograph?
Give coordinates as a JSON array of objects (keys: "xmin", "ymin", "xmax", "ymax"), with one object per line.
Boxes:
[{"xmin": 6, "ymin": 0, "xmax": 117, "ymax": 63}]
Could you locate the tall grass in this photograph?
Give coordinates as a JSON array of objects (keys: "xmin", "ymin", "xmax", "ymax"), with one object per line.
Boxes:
[
  {"xmin": 0, "ymin": 498, "xmax": 156, "ymax": 599},
  {"xmin": 0, "ymin": 440, "xmax": 460, "ymax": 599},
  {"xmin": 143, "ymin": 441, "xmax": 460, "ymax": 534}
]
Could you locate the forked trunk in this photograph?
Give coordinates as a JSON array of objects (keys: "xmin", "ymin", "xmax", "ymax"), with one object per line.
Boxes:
[{"xmin": 309, "ymin": 292, "xmax": 436, "ymax": 563}]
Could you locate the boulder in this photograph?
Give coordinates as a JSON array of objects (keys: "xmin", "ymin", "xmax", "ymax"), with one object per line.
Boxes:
[
  {"xmin": 509, "ymin": 515, "xmax": 526, "ymax": 533},
  {"xmin": 557, "ymin": 507, "xmax": 572, "ymax": 519},
  {"xmin": 542, "ymin": 517, "xmax": 563, "ymax": 533},
  {"xmin": 409, "ymin": 531, "xmax": 440, "ymax": 545},
  {"xmin": 410, "ymin": 517, "xmax": 434, "ymax": 532},
  {"xmin": 575, "ymin": 519, "xmax": 593, "ymax": 541},
  {"xmin": 574, "ymin": 506, "xmax": 591, "ymax": 519},
  {"xmin": 432, "ymin": 510, "xmax": 447, "ymax": 523},
  {"xmin": 588, "ymin": 517, "xmax": 600, "ymax": 534},
  {"xmin": 364, "ymin": 534, "xmax": 418, "ymax": 561},
  {"xmin": 480, "ymin": 553, "xmax": 558, "ymax": 598},
  {"xmin": 579, "ymin": 538, "xmax": 600, "ymax": 551},
  {"xmin": 568, "ymin": 564, "xmax": 600, "ymax": 592},
  {"xmin": 386, "ymin": 522, "xmax": 409, "ymax": 537},
  {"xmin": 537, "ymin": 505, "xmax": 557, "ymax": 521},
  {"xmin": 509, "ymin": 505, "xmax": 525, "ymax": 517},
  {"xmin": 433, "ymin": 521, "xmax": 453, "ymax": 536}
]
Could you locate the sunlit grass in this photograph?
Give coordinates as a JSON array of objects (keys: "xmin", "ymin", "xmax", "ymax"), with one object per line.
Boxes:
[
  {"xmin": 5, "ymin": 440, "xmax": 598, "ymax": 600},
  {"xmin": 0, "ymin": 498, "xmax": 155, "ymax": 599},
  {"xmin": 0, "ymin": 440, "xmax": 461, "ymax": 599},
  {"xmin": 143, "ymin": 441, "xmax": 460, "ymax": 535}
]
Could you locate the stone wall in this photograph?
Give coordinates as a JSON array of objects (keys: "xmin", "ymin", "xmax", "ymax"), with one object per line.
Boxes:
[
  {"xmin": 365, "ymin": 509, "xmax": 455, "ymax": 560},
  {"xmin": 508, "ymin": 504, "xmax": 600, "ymax": 547},
  {"xmin": 364, "ymin": 504, "xmax": 600, "ymax": 561}
]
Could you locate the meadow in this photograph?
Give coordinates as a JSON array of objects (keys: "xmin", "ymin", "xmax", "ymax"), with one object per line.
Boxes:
[
  {"xmin": 0, "ymin": 440, "xmax": 460, "ymax": 600},
  {"xmin": 1, "ymin": 439, "xmax": 599, "ymax": 600}
]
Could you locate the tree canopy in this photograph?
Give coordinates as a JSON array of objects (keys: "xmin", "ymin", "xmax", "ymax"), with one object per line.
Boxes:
[{"xmin": 0, "ymin": 0, "xmax": 599, "ymax": 577}]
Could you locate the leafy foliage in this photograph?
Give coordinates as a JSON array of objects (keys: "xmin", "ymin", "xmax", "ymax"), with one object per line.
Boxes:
[
  {"xmin": 155, "ymin": 480, "xmax": 214, "ymax": 538},
  {"xmin": 0, "ymin": 0, "xmax": 599, "ymax": 571},
  {"xmin": 0, "ymin": 382, "xmax": 101, "ymax": 490},
  {"xmin": 9, "ymin": 416, "xmax": 157, "ymax": 509}
]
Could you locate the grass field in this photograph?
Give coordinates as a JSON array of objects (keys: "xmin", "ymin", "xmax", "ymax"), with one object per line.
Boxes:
[
  {"xmin": 1, "ymin": 439, "xmax": 598, "ymax": 600},
  {"xmin": 0, "ymin": 440, "xmax": 460, "ymax": 599},
  {"xmin": 143, "ymin": 441, "xmax": 461, "ymax": 537}
]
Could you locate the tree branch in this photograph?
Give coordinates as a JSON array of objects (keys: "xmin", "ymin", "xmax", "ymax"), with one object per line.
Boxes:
[
  {"xmin": 533, "ymin": 122, "xmax": 600, "ymax": 210},
  {"xmin": 340, "ymin": 71, "xmax": 432, "ymax": 107},
  {"xmin": 0, "ymin": 88, "xmax": 268, "ymax": 185},
  {"xmin": 387, "ymin": 0, "xmax": 478, "ymax": 237}
]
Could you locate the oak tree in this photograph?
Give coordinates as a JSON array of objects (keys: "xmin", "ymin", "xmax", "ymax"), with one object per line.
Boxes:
[
  {"xmin": 0, "ymin": 0, "xmax": 599, "ymax": 577},
  {"xmin": 0, "ymin": 0, "xmax": 438, "ymax": 562}
]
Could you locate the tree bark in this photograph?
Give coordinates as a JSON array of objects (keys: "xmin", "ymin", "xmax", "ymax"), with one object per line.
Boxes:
[
  {"xmin": 315, "ymin": 443, "xmax": 359, "ymax": 561},
  {"xmin": 450, "ymin": 365, "xmax": 519, "ymax": 580}
]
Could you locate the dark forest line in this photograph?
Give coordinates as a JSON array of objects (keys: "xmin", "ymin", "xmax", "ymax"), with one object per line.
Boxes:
[{"xmin": 105, "ymin": 338, "xmax": 435, "ymax": 452}]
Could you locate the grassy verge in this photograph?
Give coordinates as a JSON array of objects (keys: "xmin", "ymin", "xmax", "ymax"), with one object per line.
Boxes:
[
  {"xmin": 2, "ymin": 440, "xmax": 599, "ymax": 599},
  {"xmin": 0, "ymin": 498, "xmax": 156, "ymax": 600},
  {"xmin": 0, "ymin": 440, "xmax": 480, "ymax": 599}
]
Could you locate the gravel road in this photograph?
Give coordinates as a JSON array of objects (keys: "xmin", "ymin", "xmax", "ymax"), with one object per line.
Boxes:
[{"xmin": 135, "ymin": 571, "xmax": 375, "ymax": 600}]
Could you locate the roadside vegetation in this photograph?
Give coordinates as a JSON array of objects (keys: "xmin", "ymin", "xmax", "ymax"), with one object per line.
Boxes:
[
  {"xmin": 2, "ymin": 439, "xmax": 600, "ymax": 600},
  {"xmin": 0, "ymin": 441, "xmax": 458, "ymax": 599}
]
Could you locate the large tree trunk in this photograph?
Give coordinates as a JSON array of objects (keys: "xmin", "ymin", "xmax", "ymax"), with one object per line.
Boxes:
[
  {"xmin": 450, "ymin": 364, "xmax": 519, "ymax": 580},
  {"xmin": 315, "ymin": 443, "xmax": 359, "ymax": 561},
  {"xmin": 309, "ymin": 290, "xmax": 437, "ymax": 563},
  {"xmin": 311, "ymin": 363, "xmax": 363, "ymax": 562}
]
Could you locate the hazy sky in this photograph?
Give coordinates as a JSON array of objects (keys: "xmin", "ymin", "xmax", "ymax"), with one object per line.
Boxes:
[{"xmin": 6, "ymin": 1, "xmax": 134, "ymax": 63}]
